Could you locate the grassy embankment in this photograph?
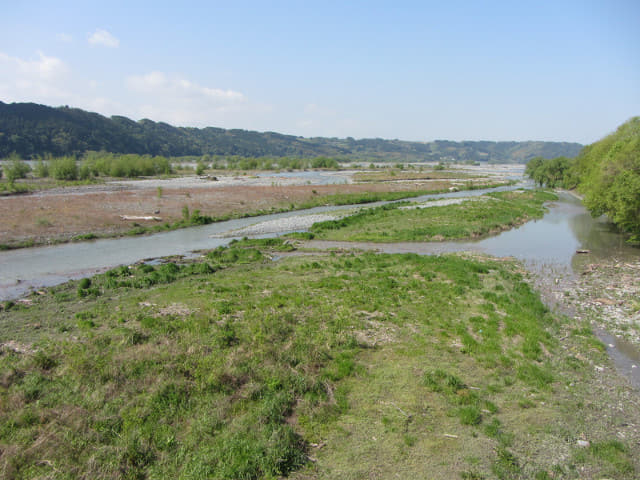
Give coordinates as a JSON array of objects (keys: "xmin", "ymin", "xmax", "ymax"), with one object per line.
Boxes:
[
  {"xmin": 309, "ymin": 190, "xmax": 556, "ymax": 242},
  {"xmin": 0, "ymin": 237, "xmax": 636, "ymax": 479},
  {"xmin": 0, "ymin": 180, "xmax": 513, "ymax": 251}
]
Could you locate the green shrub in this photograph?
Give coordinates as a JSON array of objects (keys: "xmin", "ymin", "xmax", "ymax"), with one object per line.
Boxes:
[
  {"xmin": 50, "ymin": 156, "xmax": 78, "ymax": 180},
  {"xmin": 34, "ymin": 160, "xmax": 50, "ymax": 178},
  {"xmin": 4, "ymin": 159, "xmax": 31, "ymax": 182}
]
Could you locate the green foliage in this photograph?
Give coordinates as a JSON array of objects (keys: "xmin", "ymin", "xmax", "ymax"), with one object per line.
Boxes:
[
  {"xmin": 34, "ymin": 159, "xmax": 49, "ymax": 178},
  {"xmin": 82, "ymin": 151, "xmax": 172, "ymax": 178},
  {"xmin": 491, "ymin": 447, "xmax": 522, "ymax": 479},
  {"xmin": 181, "ymin": 205, "xmax": 190, "ymax": 222},
  {"xmin": 0, "ymin": 246, "xmax": 633, "ymax": 478},
  {"xmin": 525, "ymin": 156, "xmax": 575, "ymax": 188},
  {"xmin": 50, "ymin": 156, "xmax": 78, "ymax": 180},
  {"xmin": 4, "ymin": 158, "xmax": 31, "ymax": 183},
  {"xmin": 573, "ymin": 440, "xmax": 635, "ymax": 477},
  {"xmin": 0, "ymin": 101, "xmax": 582, "ymax": 161},
  {"xmin": 572, "ymin": 117, "xmax": 640, "ymax": 238},
  {"xmin": 310, "ymin": 190, "xmax": 557, "ymax": 242}
]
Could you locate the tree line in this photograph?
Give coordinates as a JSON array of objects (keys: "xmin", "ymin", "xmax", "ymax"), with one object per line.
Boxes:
[
  {"xmin": 525, "ymin": 117, "xmax": 640, "ymax": 239},
  {"xmin": 0, "ymin": 152, "xmax": 342, "ymax": 184},
  {"xmin": 0, "ymin": 101, "xmax": 583, "ymax": 162}
]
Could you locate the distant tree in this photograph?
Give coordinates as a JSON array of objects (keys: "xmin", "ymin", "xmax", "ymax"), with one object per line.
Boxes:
[
  {"xmin": 525, "ymin": 156, "xmax": 574, "ymax": 188},
  {"xmin": 5, "ymin": 158, "xmax": 31, "ymax": 183},
  {"xmin": 50, "ymin": 156, "xmax": 78, "ymax": 180},
  {"xmin": 34, "ymin": 160, "xmax": 50, "ymax": 178}
]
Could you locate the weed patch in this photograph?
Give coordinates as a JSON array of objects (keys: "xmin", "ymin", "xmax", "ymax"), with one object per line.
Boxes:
[{"xmin": 0, "ymin": 246, "xmax": 636, "ymax": 479}]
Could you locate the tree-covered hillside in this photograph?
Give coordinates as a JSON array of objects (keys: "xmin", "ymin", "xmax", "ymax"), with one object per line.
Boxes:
[
  {"xmin": 573, "ymin": 117, "xmax": 640, "ymax": 238},
  {"xmin": 0, "ymin": 101, "xmax": 583, "ymax": 161},
  {"xmin": 525, "ymin": 117, "xmax": 640, "ymax": 240}
]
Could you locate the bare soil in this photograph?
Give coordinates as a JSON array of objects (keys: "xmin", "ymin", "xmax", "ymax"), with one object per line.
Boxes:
[{"xmin": 0, "ymin": 176, "xmax": 461, "ymax": 246}]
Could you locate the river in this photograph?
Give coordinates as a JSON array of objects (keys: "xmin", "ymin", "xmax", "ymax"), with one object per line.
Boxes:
[
  {"xmin": 0, "ymin": 183, "xmax": 521, "ymax": 300},
  {"xmin": 1, "ymin": 183, "xmax": 638, "ymax": 387}
]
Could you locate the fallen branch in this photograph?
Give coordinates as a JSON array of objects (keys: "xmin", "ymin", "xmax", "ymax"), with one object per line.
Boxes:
[{"xmin": 120, "ymin": 215, "xmax": 162, "ymax": 221}]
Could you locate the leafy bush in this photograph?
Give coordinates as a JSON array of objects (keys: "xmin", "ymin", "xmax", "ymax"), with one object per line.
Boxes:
[
  {"xmin": 4, "ymin": 159, "xmax": 31, "ymax": 182},
  {"xmin": 34, "ymin": 160, "xmax": 49, "ymax": 178},
  {"xmin": 50, "ymin": 156, "xmax": 78, "ymax": 180},
  {"xmin": 82, "ymin": 152, "xmax": 172, "ymax": 178}
]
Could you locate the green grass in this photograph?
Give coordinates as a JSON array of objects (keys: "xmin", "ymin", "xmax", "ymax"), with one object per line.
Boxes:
[
  {"xmin": 310, "ymin": 190, "xmax": 557, "ymax": 242},
  {"xmin": 0, "ymin": 239, "xmax": 636, "ymax": 479}
]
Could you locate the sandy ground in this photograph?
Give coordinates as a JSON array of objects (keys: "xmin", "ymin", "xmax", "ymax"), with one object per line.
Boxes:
[{"xmin": 0, "ymin": 172, "xmax": 487, "ymax": 246}]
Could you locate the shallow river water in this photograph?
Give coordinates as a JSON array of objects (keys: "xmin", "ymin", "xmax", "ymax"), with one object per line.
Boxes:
[
  {"xmin": 0, "ymin": 184, "xmax": 520, "ymax": 300},
  {"xmin": 1, "ymin": 185, "xmax": 638, "ymax": 387}
]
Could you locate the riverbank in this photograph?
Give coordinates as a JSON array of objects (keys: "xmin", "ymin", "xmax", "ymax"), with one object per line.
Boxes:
[
  {"xmin": 572, "ymin": 259, "xmax": 640, "ymax": 346},
  {"xmin": 1, "ymin": 239, "xmax": 638, "ymax": 479},
  {"xmin": 0, "ymin": 170, "xmax": 509, "ymax": 250},
  {"xmin": 308, "ymin": 190, "xmax": 556, "ymax": 242}
]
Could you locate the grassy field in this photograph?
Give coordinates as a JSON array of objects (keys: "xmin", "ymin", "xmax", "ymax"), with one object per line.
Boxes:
[
  {"xmin": 309, "ymin": 190, "xmax": 557, "ymax": 242},
  {"xmin": 0, "ymin": 238, "xmax": 636, "ymax": 479}
]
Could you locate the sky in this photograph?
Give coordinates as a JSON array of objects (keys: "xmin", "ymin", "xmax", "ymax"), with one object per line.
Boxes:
[{"xmin": 1, "ymin": 1, "xmax": 639, "ymax": 144}]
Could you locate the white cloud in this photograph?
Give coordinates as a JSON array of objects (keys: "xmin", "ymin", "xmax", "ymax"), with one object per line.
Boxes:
[
  {"xmin": 295, "ymin": 102, "xmax": 359, "ymax": 138},
  {"xmin": 56, "ymin": 33, "xmax": 73, "ymax": 43},
  {"xmin": 127, "ymin": 71, "xmax": 245, "ymax": 102},
  {"xmin": 125, "ymin": 71, "xmax": 248, "ymax": 125},
  {"xmin": 88, "ymin": 29, "xmax": 119, "ymax": 48},
  {"xmin": 0, "ymin": 51, "xmax": 70, "ymax": 101}
]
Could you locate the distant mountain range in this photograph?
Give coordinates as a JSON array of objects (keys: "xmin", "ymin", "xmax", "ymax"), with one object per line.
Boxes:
[{"xmin": 0, "ymin": 101, "xmax": 583, "ymax": 162}]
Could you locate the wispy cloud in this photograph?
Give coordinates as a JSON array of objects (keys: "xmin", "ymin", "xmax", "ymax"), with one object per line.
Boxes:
[
  {"xmin": 125, "ymin": 71, "xmax": 249, "ymax": 125},
  {"xmin": 88, "ymin": 29, "xmax": 119, "ymax": 48},
  {"xmin": 0, "ymin": 51, "xmax": 67, "ymax": 79},
  {"xmin": 127, "ymin": 71, "xmax": 245, "ymax": 102},
  {"xmin": 0, "ymin": 51, "xmax": 70, "ymax": 101},
  {"xmin": 56, "ymin": 33, "xmax": 73, "ymax": 43}
]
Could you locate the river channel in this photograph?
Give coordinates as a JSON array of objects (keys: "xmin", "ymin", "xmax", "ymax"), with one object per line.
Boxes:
[
  {"xmin": 0, "ymin": 184, "xmax": 520, "ymax": 300},
  {"xmin": 1, "ymin": 184, "xmax": 638, "ymax": 387}
]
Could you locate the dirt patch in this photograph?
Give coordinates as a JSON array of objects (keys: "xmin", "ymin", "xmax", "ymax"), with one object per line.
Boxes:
[
  {"xmin": 0, "ymin": 177, "xmax": 463, "ymax": 246},
  {"xmin": 156, "ymin": 303, "xmax": 195, "ymax": 317}
]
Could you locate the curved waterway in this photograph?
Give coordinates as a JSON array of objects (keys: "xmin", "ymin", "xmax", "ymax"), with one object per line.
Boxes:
[
  {"xmin": 2, "ymin": 186, "xmax": 639, "ymax": 387},
  {"xmin": 306, "ymin": 192, "xmax": 640, "ymax": 388},
  {"xmin": 0, "ymin": 183, "xmax": 520, "ymax": 300}
]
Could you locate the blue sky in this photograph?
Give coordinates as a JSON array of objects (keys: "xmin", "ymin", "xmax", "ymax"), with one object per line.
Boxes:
[{"xmin": 1, "ymin": 1, "xmax": 638, "ymax": 144}]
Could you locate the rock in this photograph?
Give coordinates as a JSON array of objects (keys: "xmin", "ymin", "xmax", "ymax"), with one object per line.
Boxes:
[
  {"xmin": 594, "ymin": 297, "xmax": 616, "ymax": 305},
  {"xmin": 577, "ymin": 439, "xmax": 590, "ymax": 448}
]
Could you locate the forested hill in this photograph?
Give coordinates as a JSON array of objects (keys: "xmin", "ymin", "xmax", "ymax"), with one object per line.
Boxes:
[{"xmin": 0, "ymin": 101, "xmax": 583, "ymax": 162}]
